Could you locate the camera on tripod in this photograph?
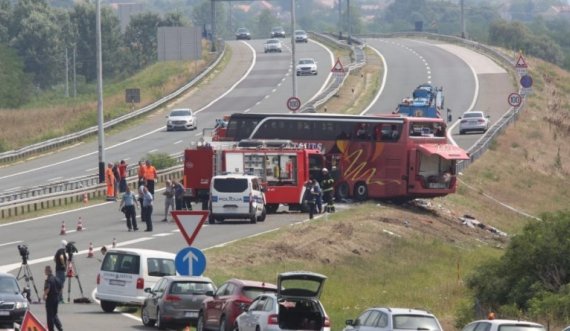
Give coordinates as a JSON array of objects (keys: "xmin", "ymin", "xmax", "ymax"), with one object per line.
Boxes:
[
  {"xmin": 17, "ymin": 244, "xmax": 29, "ymax": 264},
  {"xmin": 65, "ymin": 241, "xmax": 78, "ymax": 260}
]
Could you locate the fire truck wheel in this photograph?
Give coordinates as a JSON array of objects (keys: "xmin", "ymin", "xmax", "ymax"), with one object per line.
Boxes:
[
  {"xmin": 250, "ymin": 207, "xmax": 257, "ymax": 224},
  {"xmin": 335, "ymin": 182, "xmax": 349, "ymax": 201},
  {"xmin": 354, "ymin": 182, "xmax": 368, "ymax": 201},
  {"xmin": 266, "ymin": 204, "xmax": 279, "ymax": 214}
]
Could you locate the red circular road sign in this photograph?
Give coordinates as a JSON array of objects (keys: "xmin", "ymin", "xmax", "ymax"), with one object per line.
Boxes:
[
  {"xmin": 508, "ymin": 92, "xmax": 522, "ymax": 107},
  {"xmin": 287, "ymin": 96, "xmax": 301, "ymax": 111}
]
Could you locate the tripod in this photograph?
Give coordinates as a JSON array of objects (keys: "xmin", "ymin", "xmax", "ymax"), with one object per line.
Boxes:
[
  {"xmin": 65, "ymin": 255, "xmax": 91, "ymax": 303},
  {"xmin": 16, "ymin": 260, "xmax": 41, "ymax": 303}
]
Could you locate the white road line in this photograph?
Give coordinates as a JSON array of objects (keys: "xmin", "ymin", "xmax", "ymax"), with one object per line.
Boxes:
[
  {"xmin": 0, "ymin": 241, "xmax": 23, "ymax": 248},
  {"xmin": 85, "ymin": 167, "xmax": 98, "ymax": 172},
  {"xmin": 3, "ymin": 187, "xmax": 22, "ymax": 193},
  {"xmin": 361, "ymin": 45, "xmax": 388, "ymax": 115},
  {"xmin": 148, "ymin": 149, "xmax": 158, "ymax": 153},
  {"xmin": 174, "ymin": 140, "xmax": 183, "ymax": 145},
  {"xmin": 48, "ymin": 177, "xmax": 63, "ymax": 182}
]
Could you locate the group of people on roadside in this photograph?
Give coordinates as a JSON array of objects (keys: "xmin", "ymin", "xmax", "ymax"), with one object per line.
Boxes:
[
  {"xmin": 302, "ymin": 167, "xmax": 336, "ymax": 219},
  {"xmin": 116, "ymin": 159, "xmax": 191, "ymax": 232}
]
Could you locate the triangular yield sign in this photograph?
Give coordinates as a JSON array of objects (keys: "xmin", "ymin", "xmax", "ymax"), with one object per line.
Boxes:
[
  {"xmin": 515, "ymin": 54, "xmax": 527, "ymax": 68},
  {"xmin": 171, "ymin": 211, "xmax": 208, "ymax": 246},
  {"xmin": 331, "ymin": 58, "xmax": 344, "ymax": 73},
  {"xmin": 21, "ymin": 310, "xmax": 47, "ymax": 331}
]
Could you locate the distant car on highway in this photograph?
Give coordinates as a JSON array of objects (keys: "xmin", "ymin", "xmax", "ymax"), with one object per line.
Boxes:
[
  {"xmin": 141, "ymin": 275, "xmax": 216, "ymax": 330},
  {"xmin": 197, "ymin": 278, "xmax": 278, "ymax": 331},
  {"xmin": 296, "ymin": 58, "xmax": 318, "ymax": 76},
  {"xmin": 0, "ymin": 272, "xmax": 28, "ymax": 328},
  {"xmin": 460, "ymin": 319, "xmax": 545, "ymax": 331},
  {"xmin": 264, "ymin": 39, "xmax": 283, "ymax": 53},
  {"xmin": 234, "ymin": 271, "xmax": 330, "ymax": 331},
  {"xmin": 236, "ymin": 27, "xmax": 251, "ymax": 40},
  {"xmin": 271, "ymin": 26, "xmax": 286, "ymax": 38},
  {"xmin": 458, "ymin": 110, "xmax": 490, "ymax": 134},
  {"xmin": 166, "ymin": 108, "xmax": 197, "ymax": 131},
  {"xmin": 343, "ymin": 307, "xmax": 443, "ymax": 331},
  {"xmin": 294, "ymin": 29, "xmax": 308, "ymax": 43}
]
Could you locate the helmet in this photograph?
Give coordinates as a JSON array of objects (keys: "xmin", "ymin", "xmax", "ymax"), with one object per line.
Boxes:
[{"xmin": 322, "ymin": 168, "xmax": 328, "ymax": 173}]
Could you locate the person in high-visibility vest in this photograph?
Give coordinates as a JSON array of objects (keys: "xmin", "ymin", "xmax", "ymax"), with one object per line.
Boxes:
[
  {"xmin": 144, "ymin": 160, "xmax": 157, "ymax": 195},
  {"xmin": 137, "ymin": 161, "xmax": 146, "ymax": 187},
  {"xmin": 320, "ymin": 167, "xmax": 335, "ymax": 213},
  {"xmin": 105, "ymin": 163, "xmax": 116, "ymax": 201}
]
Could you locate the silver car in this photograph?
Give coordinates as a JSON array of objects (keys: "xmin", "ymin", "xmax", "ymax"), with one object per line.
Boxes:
[
  {"xmin": 294, "ymin": 30, "xmax": 308, "ymax": 43},
  {"xmin": 296, "ymin": 58, "xmax": 318, "ymax": 76},
  {"xmin": 234, "ymin": 271, "xmax": 330, "ymax": 331},
  {"xmin": 343, "ymin": 307, "xmax": 443, "ymax": 331},
  {"xmin": 458, "ymin": 110, "xmax": 490, "ymax": 134},
  {"xmin": 461, "ymin": 319, "xmax": 545, "ymax": 331},
  {"xmin": 264, "ymin": 39, "xmax": 283, "ymax": 53},
  {"xmin": 166, "ymin": 108, "xmax": 197, "ymax": 131},
  {"xmin": 142, "ymin": 275, "xmax": 216, "ymax": 329}
]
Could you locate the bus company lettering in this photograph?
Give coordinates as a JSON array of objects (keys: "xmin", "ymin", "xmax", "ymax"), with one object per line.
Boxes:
[{"xmin": 294, "ymin": 142, "xmax": 324, "ymax": 152}]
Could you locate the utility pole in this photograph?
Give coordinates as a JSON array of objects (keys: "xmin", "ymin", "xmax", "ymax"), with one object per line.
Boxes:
[
  {"xmin": 96, "ymin": 0, "xmax": 105, "ymax": 183},
  {"xmin": 347, "ymin": 0, "xmax": 351, "ymax": 44},
  {"xmin": 211, "ymin": 0, "xmax": 216, "ymax": 52},
  {"xmin": 291, "ymin": 0, "xmax": 297, "ymax": 98},
  {"xmin": 460, "ymin": 0, "xmax": 465, "ymax": 39}
]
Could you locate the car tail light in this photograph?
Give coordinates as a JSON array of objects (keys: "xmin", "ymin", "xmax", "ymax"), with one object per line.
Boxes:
[
  {"xmin": 478, "ymin": 119, "xmax": 485, "ymax": 123},
  {"xmin": 164, "ymin": 295, "xmax": 182, "ymax": 302},
  {"xmin": 267, "ymin": 314, "xmax": 279, "ymax": 325},
  {"xmin": 96, "ymin": 274, "xmax": 100, "ymax": 285},
  {"xmin": 136, "ymin": 278, "xmax": 144, "ymax": 289},
  {"xmin": 324, "ymin": 316, "xmax": 331, "ymax": 327}
]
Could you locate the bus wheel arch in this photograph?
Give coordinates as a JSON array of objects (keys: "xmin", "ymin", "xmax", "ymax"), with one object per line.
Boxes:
[{"xmin": 354, "ymin": 182, "xmax": 368, "ymax": 201}]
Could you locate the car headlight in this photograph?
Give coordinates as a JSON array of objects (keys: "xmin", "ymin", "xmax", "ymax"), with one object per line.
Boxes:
[{"xmin": 15, "ymin": 301, "xmax": 28, "ymax": 309}]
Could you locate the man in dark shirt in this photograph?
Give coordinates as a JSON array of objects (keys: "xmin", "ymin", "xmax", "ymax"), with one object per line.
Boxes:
[
  {"xmin": 44, "ymin": 265, "xmax": 63, "ymax": 331},
  {"xmin": 54, "ymin": 240, "xmax": 67, "ymax": 303}
]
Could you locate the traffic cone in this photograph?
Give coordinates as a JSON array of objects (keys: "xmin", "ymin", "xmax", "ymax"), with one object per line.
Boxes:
[
  {"xmin": 87, "ymin": 242, "xmax": 94, "ymax": 258},
  {"xmin": 112, "ymin": 238, "xmax": 116, "ymax": 248},
  {"xmin": 60, "ymin": 221, "xmax": 66, "ymax": 235},
  {"xmin": 83, "ymin": 192, "xmax": 89, "ymax": 204},
  {"xmin": 76, "ymin": 217, "xmax": 84, "ymax": 231}
]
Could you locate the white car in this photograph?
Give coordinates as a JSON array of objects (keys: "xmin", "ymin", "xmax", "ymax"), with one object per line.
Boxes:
[
  {"xmin": 294, "ymin": 29, "xmax": 308, "ymax": 43},
  {"xmin": 343, "ymin": 307, "xmax": 443, "ymax": 331},
  {"xmin": 235, "ymin": 271, "xmax": 330, "ymax": 331},
  {"xmin": 166, "ymin": 108, "xmax": 197, "ymax": 131},
  {"xmin": 209, "ymin": 174, "xmax": 266, "ymax": 224},
  {"xmin": 459, "ymin": 110, "xmax": 490, "ymax": 134},
  {"xmin": 264, "ymin": 39, "xmax": 283, "ymax": 53},
  {"xmin": 296, "ymin": 58, "xmax": 318, "ymax": 76},
  {"xmin": 461, "ymin": 319, "xmax": 545, "ymax": 331}
]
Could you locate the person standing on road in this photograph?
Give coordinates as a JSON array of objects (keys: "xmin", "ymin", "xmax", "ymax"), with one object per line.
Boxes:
[
  {"xmin": 302, "ymin": 180, "xmax": 318, "ymax": 219},
  {"xmin": 112, "ymin": 162, "xmax": 120, "ymax": 198},
  {"xmin": 53, "ymin": 241, "xmax": 67, "ymax": 303},
  {"xmin": 144, "ymin": 160, "xmax": 157, "ymax": 195},
  {"xmin": 105, "ymin": 162, "xmax": 116, "ymax": 201},
  {"xmin": 320, "ymin": 168, "xmax": 335, "ymax": 212},
  {"xmin": 43, "ymin": 265, "xmax": 63, "ymax": 331},
  {"xmin": 118, "ymin": 160, "xmax": 128, "ymax": 193},
  {"xmin": 173, "ymin": 180, "xmax": 185, "ymax": 210},
  {"xmin": 119, "ymin": 186, "xmax": 138, "ymax": 231},
  {"xmin": 141, "ymin": 186, "xmax": 154, "ymax": 232},
  {"xmin": 162, "ymin": 179, "xmax": 174, "ymax": 222},
  {"xmin": 137, "ymin": 161, "xmax": 146, "ymax": 187}
]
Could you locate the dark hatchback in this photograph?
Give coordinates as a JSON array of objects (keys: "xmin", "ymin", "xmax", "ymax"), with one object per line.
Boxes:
[{"xmin": 0, "ymin": 272, "xmax": 29, "ymax": 328}]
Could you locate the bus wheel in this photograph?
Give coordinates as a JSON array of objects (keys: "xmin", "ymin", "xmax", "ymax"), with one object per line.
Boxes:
[
  {"xmin": 266, "ymin": 204, "xmax": 279, "ymax": 214},
  {"xmin": 354, "ymin": 182, "xmax": 368, "ymax": 201},
  {"xmin": 335, "ymin": 182, "xmax": 349, "ymax": 201}
]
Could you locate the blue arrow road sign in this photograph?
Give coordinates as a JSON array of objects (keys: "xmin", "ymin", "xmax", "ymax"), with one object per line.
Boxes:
[
  {"xmin": 175, "ymin": 247, "xmax": 206, "ymax": 276},
  {"xmin": 520, "ymin": 75, "xmax": 533, "ymax": 88}
]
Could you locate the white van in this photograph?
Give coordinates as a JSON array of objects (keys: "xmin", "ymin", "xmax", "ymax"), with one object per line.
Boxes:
[
  {"xmin": 95, "ymin": 248, "xmax": 176, "ymax": 312},
  {"xmin": 209, "ymin": 174, "xmax": 266, "ymax": 224}
]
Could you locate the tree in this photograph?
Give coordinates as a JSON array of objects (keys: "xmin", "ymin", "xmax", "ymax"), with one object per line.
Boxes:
[
  {"xmin": 257, "ymin": 9, "xmax": 277, "ymax": 38},
  {"xmin": 466, "ymin": 211, "xmax": 570, "ymax": 320},
  {"xmin": 124, "ymin": 12, "xmax": 162, "ymax": 70},
  {"xmin": 0, "ymin": 44, "xmax": 31, "ymax": 107}
]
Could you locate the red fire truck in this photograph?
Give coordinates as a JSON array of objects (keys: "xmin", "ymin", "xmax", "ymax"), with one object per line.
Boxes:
[{"xmin": 183, "ymin": 140, "xmax": 325, "ymax": 213}]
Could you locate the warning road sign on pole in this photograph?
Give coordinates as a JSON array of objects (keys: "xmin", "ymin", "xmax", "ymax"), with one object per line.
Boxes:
[
  {"xmin": 331, "ymin": 58, "xmax": 345, "ymax": 73},
  {"xmin": 515, "ymin": 53, "xmax": 528, "ymax": 76},
  {"xmin": 172, "ymin": 211, "xmax": 208, "ymax": 246}
]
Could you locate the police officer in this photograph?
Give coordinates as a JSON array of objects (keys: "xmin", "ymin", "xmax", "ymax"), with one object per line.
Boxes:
[{"xmin": 320, "ymin": 168, "xmax": 335, "ymax": 213}]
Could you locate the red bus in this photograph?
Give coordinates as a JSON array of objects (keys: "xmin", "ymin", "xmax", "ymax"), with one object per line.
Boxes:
[{"xmin": 212, "ymin": 113, "xmax": 469, "ymax": 202}]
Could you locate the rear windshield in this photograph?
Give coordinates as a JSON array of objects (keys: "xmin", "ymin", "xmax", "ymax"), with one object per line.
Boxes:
[
  {"xmin": 170, "ymin": 281, "xmax": 215, "ymax": 295},
  {"xmin": 213, "ymin": 178, "xmax": 248, "ymax": 193},
  {"xmin": 242, "ymin": 286, "xmax": 277, "ymax": 300},
  {"xmin": 101, "ymin": 253, "xmax": 141, "ymax": 274},
  {"xmin": 393, "ymin": 315, "xmax": 441, "ymax": 330},
  {"xmin": 498, "ymin": 325, "xmax": 545, "ymax": 331},
  {"xmin": 147, "ymin": 258, "xmax": 176, "ymax": 277}
]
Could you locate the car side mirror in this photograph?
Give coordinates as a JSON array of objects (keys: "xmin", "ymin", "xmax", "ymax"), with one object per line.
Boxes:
[
  {"xmin": 345, "ymin": 319, "xmax": 354, "ymax": 326},
  {"xmin": 144, "ymin": 288, "xmax": 152, "ymax": 293},
  {"xmin": 205, "ymin": 290, "xmax": 214, "ymax": 296}
]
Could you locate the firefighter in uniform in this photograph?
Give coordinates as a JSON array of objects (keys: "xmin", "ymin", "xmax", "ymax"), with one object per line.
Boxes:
[{"xmin": 320, "ymin": 168, "xmax": 335, "ymax": 213}]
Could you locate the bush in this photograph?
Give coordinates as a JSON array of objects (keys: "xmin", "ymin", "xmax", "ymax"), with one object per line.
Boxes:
[{"xmin": 144, "ymin": 152, "xmax": 177, "ymax": 170}]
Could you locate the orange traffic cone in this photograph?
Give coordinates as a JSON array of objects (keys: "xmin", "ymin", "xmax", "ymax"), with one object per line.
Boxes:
[
  {"xmin": 87, "ymin": 242, "xmax": 94, "ymax": 258},
  {"xmin": 112, "ymin": 238, "xmax": 116, "ymax": 248},
  {"xmin": 83, "ymin": 192, "xmax": 89, "ymax": 204},
  {"xmin": 60, "ymin": 221, "xmax": 66, "ymax": 235},
  {"xmin": 76, "ymin": 217, "xmax": 84, "ymax": 231}
]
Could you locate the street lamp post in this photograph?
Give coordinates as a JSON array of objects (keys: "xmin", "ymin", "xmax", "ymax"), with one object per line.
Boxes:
[{"xmin": 96, "ymin": 0, "xmax": 105, "ymax": 183}]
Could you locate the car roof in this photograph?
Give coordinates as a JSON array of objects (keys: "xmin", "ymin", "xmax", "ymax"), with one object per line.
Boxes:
[
  {"xmin": 299, "ymin": 58, "xmax": 315, "ymax": 62},
  {"xmin": 465, "ymin": 319, "xmax": 544, "ymax": 326},
  {"xmin": 0, "ymin": 272, "xmax": 16, "ymax": 279},
  {"xmin": 213, "ymin": 174, "xmax": 260, "ymax": 180},
  {"xmin": 163, "ymin": 275, "xmax": 214, "ymax": 282},
  {"xmin": 463, "ymin": 110, "xmax": 484, "ymax": 115},
  {"xmin": 170, "ymin": 108, "xmax": 192, "ymax": 113},
  {"xmin": 369, "ymin": 307, "xmax": 437, "ymax": 316},
  {"xmin": 105, "ymin": 248, "xmax": 175, "ymax": 258},
  {"xmin": 229, "ymin": 278, "xmax": 278, "ymax": 289}
]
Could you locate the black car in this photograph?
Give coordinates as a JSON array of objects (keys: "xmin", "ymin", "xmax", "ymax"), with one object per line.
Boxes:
[
  {"xmin": 236, "ymin": 28, "xmax": 251, "ymax": 40},
  {"xmin": 0, "ymin": 272, "xmax": 29, "ymax": 328},
  {"xmin": 271, "ymin": 26, "xmax": 286, "ymax": 38}
]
